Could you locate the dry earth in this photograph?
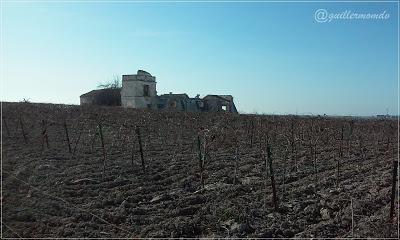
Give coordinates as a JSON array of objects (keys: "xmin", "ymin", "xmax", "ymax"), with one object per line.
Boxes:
[{"xmin": 1, "ymin": 102, "xmax": 399, "ymax": 238}]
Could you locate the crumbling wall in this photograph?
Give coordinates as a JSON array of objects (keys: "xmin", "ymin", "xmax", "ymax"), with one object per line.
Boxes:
[{"xmin": 121, "ymin": 73, "xmax": 157, "ymax": 109}]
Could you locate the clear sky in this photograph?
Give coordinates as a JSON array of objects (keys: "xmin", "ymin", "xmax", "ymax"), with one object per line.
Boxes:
[{"xmin": 1, "ymin": 1, "xmax": 398, "ymax": 116}]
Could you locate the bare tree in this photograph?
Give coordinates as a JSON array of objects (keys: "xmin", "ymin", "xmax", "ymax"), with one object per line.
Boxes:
[{"xmin": 97, "ymin": 74, "xmax": 121, "ymax": 89}]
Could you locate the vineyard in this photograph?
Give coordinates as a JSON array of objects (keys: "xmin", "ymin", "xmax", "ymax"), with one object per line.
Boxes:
[{"xmin": 2, "ymin": 102, "xmax": 399, "ymax": 238}]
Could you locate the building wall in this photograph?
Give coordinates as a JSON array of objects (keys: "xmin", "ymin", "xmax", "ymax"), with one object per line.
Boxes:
[
  {"xmin": 186, "ymin": 99, "xmax": 204, "ymax": 112},
  {"xmin": 205, "ymin": 98, "xmax": 223, "ymax": 112},
  {"xmin": 80, "ymin": 96, "xmax": 93, "ymax": 105},
  {"xmin": 121, "ymin": 74, "xmax": 157, "ymax": 109},
  {"xmin": 120, "ymin": 71, "xmax": 237, "ymax": 113},
  {"xmin": 80, "ymin": 89, "xmax": 121, "ymax": 106},
  {"xmin": 203, "ymin": 95, "xmax": 237, "ymax": 113},
  {"xmin": 122, "ymin": 96, "xmax": 157, "ymax": 109},
  {"xmin": 158, "ymin": 95, "xmax": 189, "ymax": 111}
]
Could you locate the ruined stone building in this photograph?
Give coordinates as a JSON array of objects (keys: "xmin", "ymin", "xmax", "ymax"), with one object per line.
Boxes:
[
  {"xmin": 80, "ymin": 88, "xmax": 121, "ymax": 106},
  {"xmin": 81, "ymin": 70, "xmax": 237, "ymax": 113}
]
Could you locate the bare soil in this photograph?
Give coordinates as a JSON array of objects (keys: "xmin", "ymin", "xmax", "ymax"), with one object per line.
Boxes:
[{"xmin": 1, "ymin": 102, "xmax": 399, "ymax": 238}]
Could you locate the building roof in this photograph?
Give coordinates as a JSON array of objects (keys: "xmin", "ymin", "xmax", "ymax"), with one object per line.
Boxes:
[
  {"xmin": 137, "ymin": 70, "xmax": 152, "ymax": 76},
  {"xmin": 80, "ymin": 88, "xmax": 121, "ymax": 98},
  {"xmin": 122, "ymin": 70, "xmax": 156, "ymax": 82},
  {"xmin": 204, "ymin": 94, "xmax": 233, "ymax": 102},
  {"xmin": 159, "ymin": 93, "xmax": 189, "ymax": 99}
]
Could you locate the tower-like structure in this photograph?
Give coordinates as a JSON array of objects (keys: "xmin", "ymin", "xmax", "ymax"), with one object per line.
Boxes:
[{"xmin": 121, "ymin": 70, "xmax": 157, "ymax": 109}]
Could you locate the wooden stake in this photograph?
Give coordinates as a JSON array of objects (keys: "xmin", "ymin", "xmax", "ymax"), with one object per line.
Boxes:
[
  {"xmin": 98, "ymin": 123, "xmax": 106, "ymax": 176},
  {"xmin": 264, "ymin": 149, "xmax": 269, "ymax": 179},
  {"xmin": 197, "ymin": 135, "xmax": 202, "ymax": 165},
  {"xmin": 250, "ymin": 120, "xmax": 254, "ymax": 148},
  {"xmin": 336, "ymin": 154, "xmax": 340, "ymax": 188},
  {"xmin": 3, "ymin": 118, "xmax": 10, "ymax": 137},
  {"xmin": 202, "ymin": 133, "xmax": 208, "ymax": 167},
  {"xmin": 267, "ymin": 144, "xmax": 278, "ymax": 211},
  {"xmin": 63, "ymin": 120, "xmax": 72, "ymax": 154},
  {"xmin": 389, "ymin": 160, "xmax": 398, "ymax": 223},
  {"xmin": 136, "ymin": 126, "xmax": 145, "ymax": 173},
  {"xmin": 291, "ymin": 120, "xmax": 298, "ymax": 174},
  {"xmin": 19, "ymin": 117, "xmax": 27, "ymax": 143},
  {"xmin": 130, "ymin": 132, "xmax": 135, "ymax": 169},
  {"xmin": 72, "ymin": 126, "xmax": 83, "ymax": 157},
  {"xmin": 351, "ymin": 198, "xmax": 354, "ymax": 237},
  {"xmin": 347, "ymin": 135, "xmax": 351, "ymax": 158},
  {"xmin": 201, "ymin": 135, "xmax": 207, "ymax": 188},
  {"xmin": 41, "ymin": 120, "xmax": 49, "ymax": 151},
  {"xmin": 313, "ymin": 143, "xmax": 318, "ymax": 194},
  {"xmin": 91, "ymin": 127, "xmax": 99, "ymax": 151},
  {"xmin": 234, "ymin": 147, "xmax": 238, "ymax": 185},
  {"xmin": 386, "ymin": 136, "xmax": 390, "ymax": 152},
  {"xmin": 340, "ymin": 125, "xmax": 344, "ymax": 158},
  {"xmin": 282, "ymin": 147, "xmax": 288, "ymax": 201},
  {"xmin": 197, "ymin": 135, "xmax": 203, "ymax": 188}
]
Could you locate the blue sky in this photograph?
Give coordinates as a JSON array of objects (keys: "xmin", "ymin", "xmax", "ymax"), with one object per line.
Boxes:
[{"xmin": 1, "ymin": 1, "xmax": 398, "ymax": 115}]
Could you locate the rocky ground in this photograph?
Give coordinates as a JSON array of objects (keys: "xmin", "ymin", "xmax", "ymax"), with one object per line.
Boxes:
[{"xmin": 2, "ymin": 102, "xmax": 399, "ymax": 238}]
